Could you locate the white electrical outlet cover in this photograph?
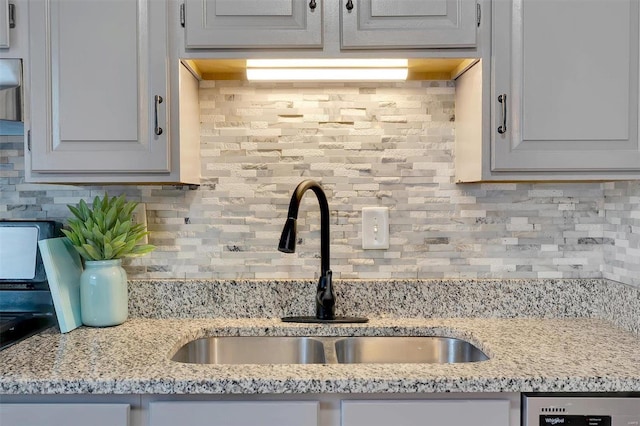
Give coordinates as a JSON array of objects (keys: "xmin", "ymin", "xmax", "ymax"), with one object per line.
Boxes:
[{"xmin": 362, "ymin": 207, "xmax": 389, "ymax": 250}]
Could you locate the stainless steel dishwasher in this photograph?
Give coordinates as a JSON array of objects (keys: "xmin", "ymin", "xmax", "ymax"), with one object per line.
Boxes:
[{"xmin": 523, "ymin": 394, "xmax": 640, "ymax": 426}]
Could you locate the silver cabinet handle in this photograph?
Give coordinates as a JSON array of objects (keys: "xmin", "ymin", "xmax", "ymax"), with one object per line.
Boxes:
[
  {"xmin": 309, "ymin": 0, "xmax": 316, "ymax": 10},
  {"xmin": 154, "ymin": 95, "xmax": 163, "ymax": 136},
  {"xmin": 346, "ymin": 0, "xmax": 353, "ymax": 11},
  {"xmin": 497, "ymin": 94, "xmax": 507, "ymax": 134}
]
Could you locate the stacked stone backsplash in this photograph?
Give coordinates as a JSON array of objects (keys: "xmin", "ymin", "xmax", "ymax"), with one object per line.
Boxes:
[
  {"xmin": 603, "ymin": 181, "xmax": 640, "ymax": 287},
  {"xmin": 0, "ymin": 81, "xmax": 638, "ymax": 286}
]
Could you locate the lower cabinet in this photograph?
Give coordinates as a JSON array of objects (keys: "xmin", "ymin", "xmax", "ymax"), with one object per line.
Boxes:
[
  {"xmin": 0, "ymin": 395, "xmax": 515, "ymax": 426},
  {"xmin": 0, "ymin": 403, "xmax": 130, "ymax": 426},
  {"xmin": 342, "ymin": 400, "xmax": 510, "ymax": 426},
  {"xmin": 148, "ymin": 398, "xmax": 510, "ymax": 426},
  {"xmin": 149, "ymin": 401, "xmax": 319, "ymax": 426}
]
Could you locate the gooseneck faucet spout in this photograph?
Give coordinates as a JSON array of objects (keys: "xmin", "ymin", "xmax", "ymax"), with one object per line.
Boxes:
[{"xmin": 278, "ymin": 179, "xmax": 335, "ymax": 320}]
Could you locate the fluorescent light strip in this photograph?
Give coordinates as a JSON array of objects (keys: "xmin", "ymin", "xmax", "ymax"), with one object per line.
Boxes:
[
  {"xmin": 245, "ymin": 59, "xmax": 409, "ymax": 81},
  {"xmin": 246, "ymin": 68, "xmax": 408, "ymax": 81},
  {"xmin": 246, "ymin": 59, "xmax": 409, "ymax": 68}
]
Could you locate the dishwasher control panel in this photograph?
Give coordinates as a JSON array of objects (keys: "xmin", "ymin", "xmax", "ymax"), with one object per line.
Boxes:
[
  {"xmin": 540, "ymin": 415, "xmax": 610, "ymax": 425},
  {"xmin": 523, "ymin": 394, "xmax": 640, "ymax": 426}
]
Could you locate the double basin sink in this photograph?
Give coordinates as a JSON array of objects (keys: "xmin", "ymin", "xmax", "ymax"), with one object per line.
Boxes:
[{"xmin": 171, "ymin": 336, "xmax": 489, "ymax": 365}]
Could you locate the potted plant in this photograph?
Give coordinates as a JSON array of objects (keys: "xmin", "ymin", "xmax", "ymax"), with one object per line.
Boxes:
[{"xmin": 62, "ymin": 193, "xmax": 155, "ymax": 327}]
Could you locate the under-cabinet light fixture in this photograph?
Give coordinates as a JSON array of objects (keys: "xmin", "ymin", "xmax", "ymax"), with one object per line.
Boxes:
[{"xmin": 246, "ymin": 59, "xmax": 409, "ymax": 81}]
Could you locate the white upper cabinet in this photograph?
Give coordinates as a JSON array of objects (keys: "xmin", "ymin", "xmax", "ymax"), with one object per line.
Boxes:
[
  {"xmin": 182, "ymin": 0, "xmax": 478, "ymax": 51},
  {"xmin": 341, "ymin": 0, "xmax": 477, "ymax": 49},
  {"xmin": 0, "ymin": 0, "xmax": 11, "ymax": 48},
  {"xmin": 28, "ymin": 0, "xmax": 170, "ymax": 175},
  {"xmin": 184, "ymin": 0, "xmax": 323, "ymax": 48},
  {"xmin": 0, "ymin": 0, "xmax": 26, "ymax": 56},
  {"xmin": 492, "ymin": 0, "xmax": 640, "ymax": 174}
]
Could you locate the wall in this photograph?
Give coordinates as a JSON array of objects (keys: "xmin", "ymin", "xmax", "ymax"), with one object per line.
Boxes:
[
  {"xmin": 0, "ymin": 81, "xmax": 634, "ymax": 283},
  {"xmin": 603, "ymin": 181, "xmax": 640, "ymax": 287}
]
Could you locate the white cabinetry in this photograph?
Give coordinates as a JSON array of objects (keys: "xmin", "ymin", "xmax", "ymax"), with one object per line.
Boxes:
[
  {"xmin": 493, "ymin": 0, "xmax": 640, "ymax": 172},
  {"xmin": 184, "ymin": 0, "xmax": 322, "ymax": 49},
  {"xmin": 183, "ymin": 0, "xmax": 478, "ymax": 50},
  {"xmin": 25, "ymin": 0, "xmax": 200, "ymax": 184},
  {"xmin": 28, "ymin": 0, "xmax": 168, "ymax": 175},
  {"xmin": 492, "ymin": 0, "xmax": 640, "ymax": 173},
  {"xmin": 149, "ymin": 401, "xmax": 319, "ymax": 426},
  {"xmin": 1, "ymin": 394, "xmax": 519, "ymax": 426},
  {"xmin": 342, "ymin": 400, "xmax": 510, "ymax": 426},
  {"xmin": 0, "ymin": 403, "xmax": 130, "ymax": 426},
  {"xmin": 1, "ymin": 0, "xmax": 28, "ymax": 136},
  {"xmin": 0, "ymin": 0, "xmax": 11, "ymax": 48},
  {"xmin": 0, "ymin": 0, "xmax": 26, "ymax": 57},
  {"xmin": 456, "ymin": 0, "xmax": 640, "ymax": 181},
  {"xmin": 341, "ymin": 0, "xmax": 477, "ymax": 49}
]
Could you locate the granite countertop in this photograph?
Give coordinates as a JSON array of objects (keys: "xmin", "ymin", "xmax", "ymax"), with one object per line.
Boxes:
[{"xmin": 1, "ymin": 316, "xmax": 640, "ymax": 394}]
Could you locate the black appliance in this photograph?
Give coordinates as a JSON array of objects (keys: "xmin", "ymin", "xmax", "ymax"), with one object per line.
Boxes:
[{"xmin": 0, "ymin": 220, "xmax": 63, "ymax": 350}]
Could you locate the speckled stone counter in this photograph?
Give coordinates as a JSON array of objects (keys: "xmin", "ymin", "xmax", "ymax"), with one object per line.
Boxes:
[
  {"xmin": 1, "ymin": 317, "xmax": 639, "ymax": 395},
  {"xmin": 129, "ymin": 278, "xmax": 640, "ymax": 335},
  {"xmin": 2, "ymin": 279, "xmax": 639, "ymax": 395}
]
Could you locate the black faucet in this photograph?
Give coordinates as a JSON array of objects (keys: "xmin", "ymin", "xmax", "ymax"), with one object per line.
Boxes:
[{"xmin": 278, "ymin": 179, "xmax": 336, "ymax": 320}]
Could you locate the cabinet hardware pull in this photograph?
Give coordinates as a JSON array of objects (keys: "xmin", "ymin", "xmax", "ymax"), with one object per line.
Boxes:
[
  {"xmin": 154, "ymin": 95, "xmax": 163, "ymax": 136},
  {"xmin": 346, "ymin": 0, "xmax": 353, "ymax": 11},
  {"xmin": 8, "ymin": 3, "xmax": 15, "ymax": 28},
  {"xmin": 309, "ymin": 0, "xmax": 316, "ymax": 10},
  {"xmin": 497, "ymin": 94, "xmax": 507, "ymax": 134}
]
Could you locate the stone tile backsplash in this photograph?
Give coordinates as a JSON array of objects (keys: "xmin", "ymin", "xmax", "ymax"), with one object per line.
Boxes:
[
  {"xmin": 603, "ymin": 181, "xmax": 640, "ymax": 287},
  {"xmin": 0, "ymin": 81, "xmax": 638, "ymax": 285}
]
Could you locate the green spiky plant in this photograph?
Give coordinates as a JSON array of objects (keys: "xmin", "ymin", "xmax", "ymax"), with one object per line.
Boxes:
[{"xmin": 62, "ymin": 193, "xmax": 155, "ymax": 261}]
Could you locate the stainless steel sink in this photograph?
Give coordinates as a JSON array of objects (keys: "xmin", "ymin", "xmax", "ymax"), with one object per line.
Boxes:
[
  {"xmin": 334, "ymin": 336, "xmax": 489, "ymax": 364},
  {"xmin": 171, "ymin": 335, "xmax": 489, "ymax": 365},
  {"xmin": 171, "ymin": 336, "xmax": 326, "ymax": 364}
]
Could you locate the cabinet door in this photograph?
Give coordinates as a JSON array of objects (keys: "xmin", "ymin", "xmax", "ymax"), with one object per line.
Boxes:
[
  {"xmin": 342, "ymin": 400, "xmax": 510, "ymax": 426},
  {"xmin": 184, "ymin": 0, "xmax": 322, "ymax": 48},
  {"xmin": 28, "ymin": 0, "xmax": 169, "ymax": 174},
  {"xmin": 0, "ymin": 0, "xmax": 9, "ymax": 48},
  {"xmin": 1, "ymin": 0, "xmax": 29, "ymax": 63},
  {"xmin": 492, "ymin": 0, "xmax": 640, "ymax": 173},
  {"xmin": 149, "ymin": 401, "xmax": 319, "ymax": 426},
  {"xmin": 0, "ymin": 403, "xmax": 129, "ymax": 426},
  {"xmin": 341, "ymin": 0, "xmax": 477, "ymax": 49}
]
